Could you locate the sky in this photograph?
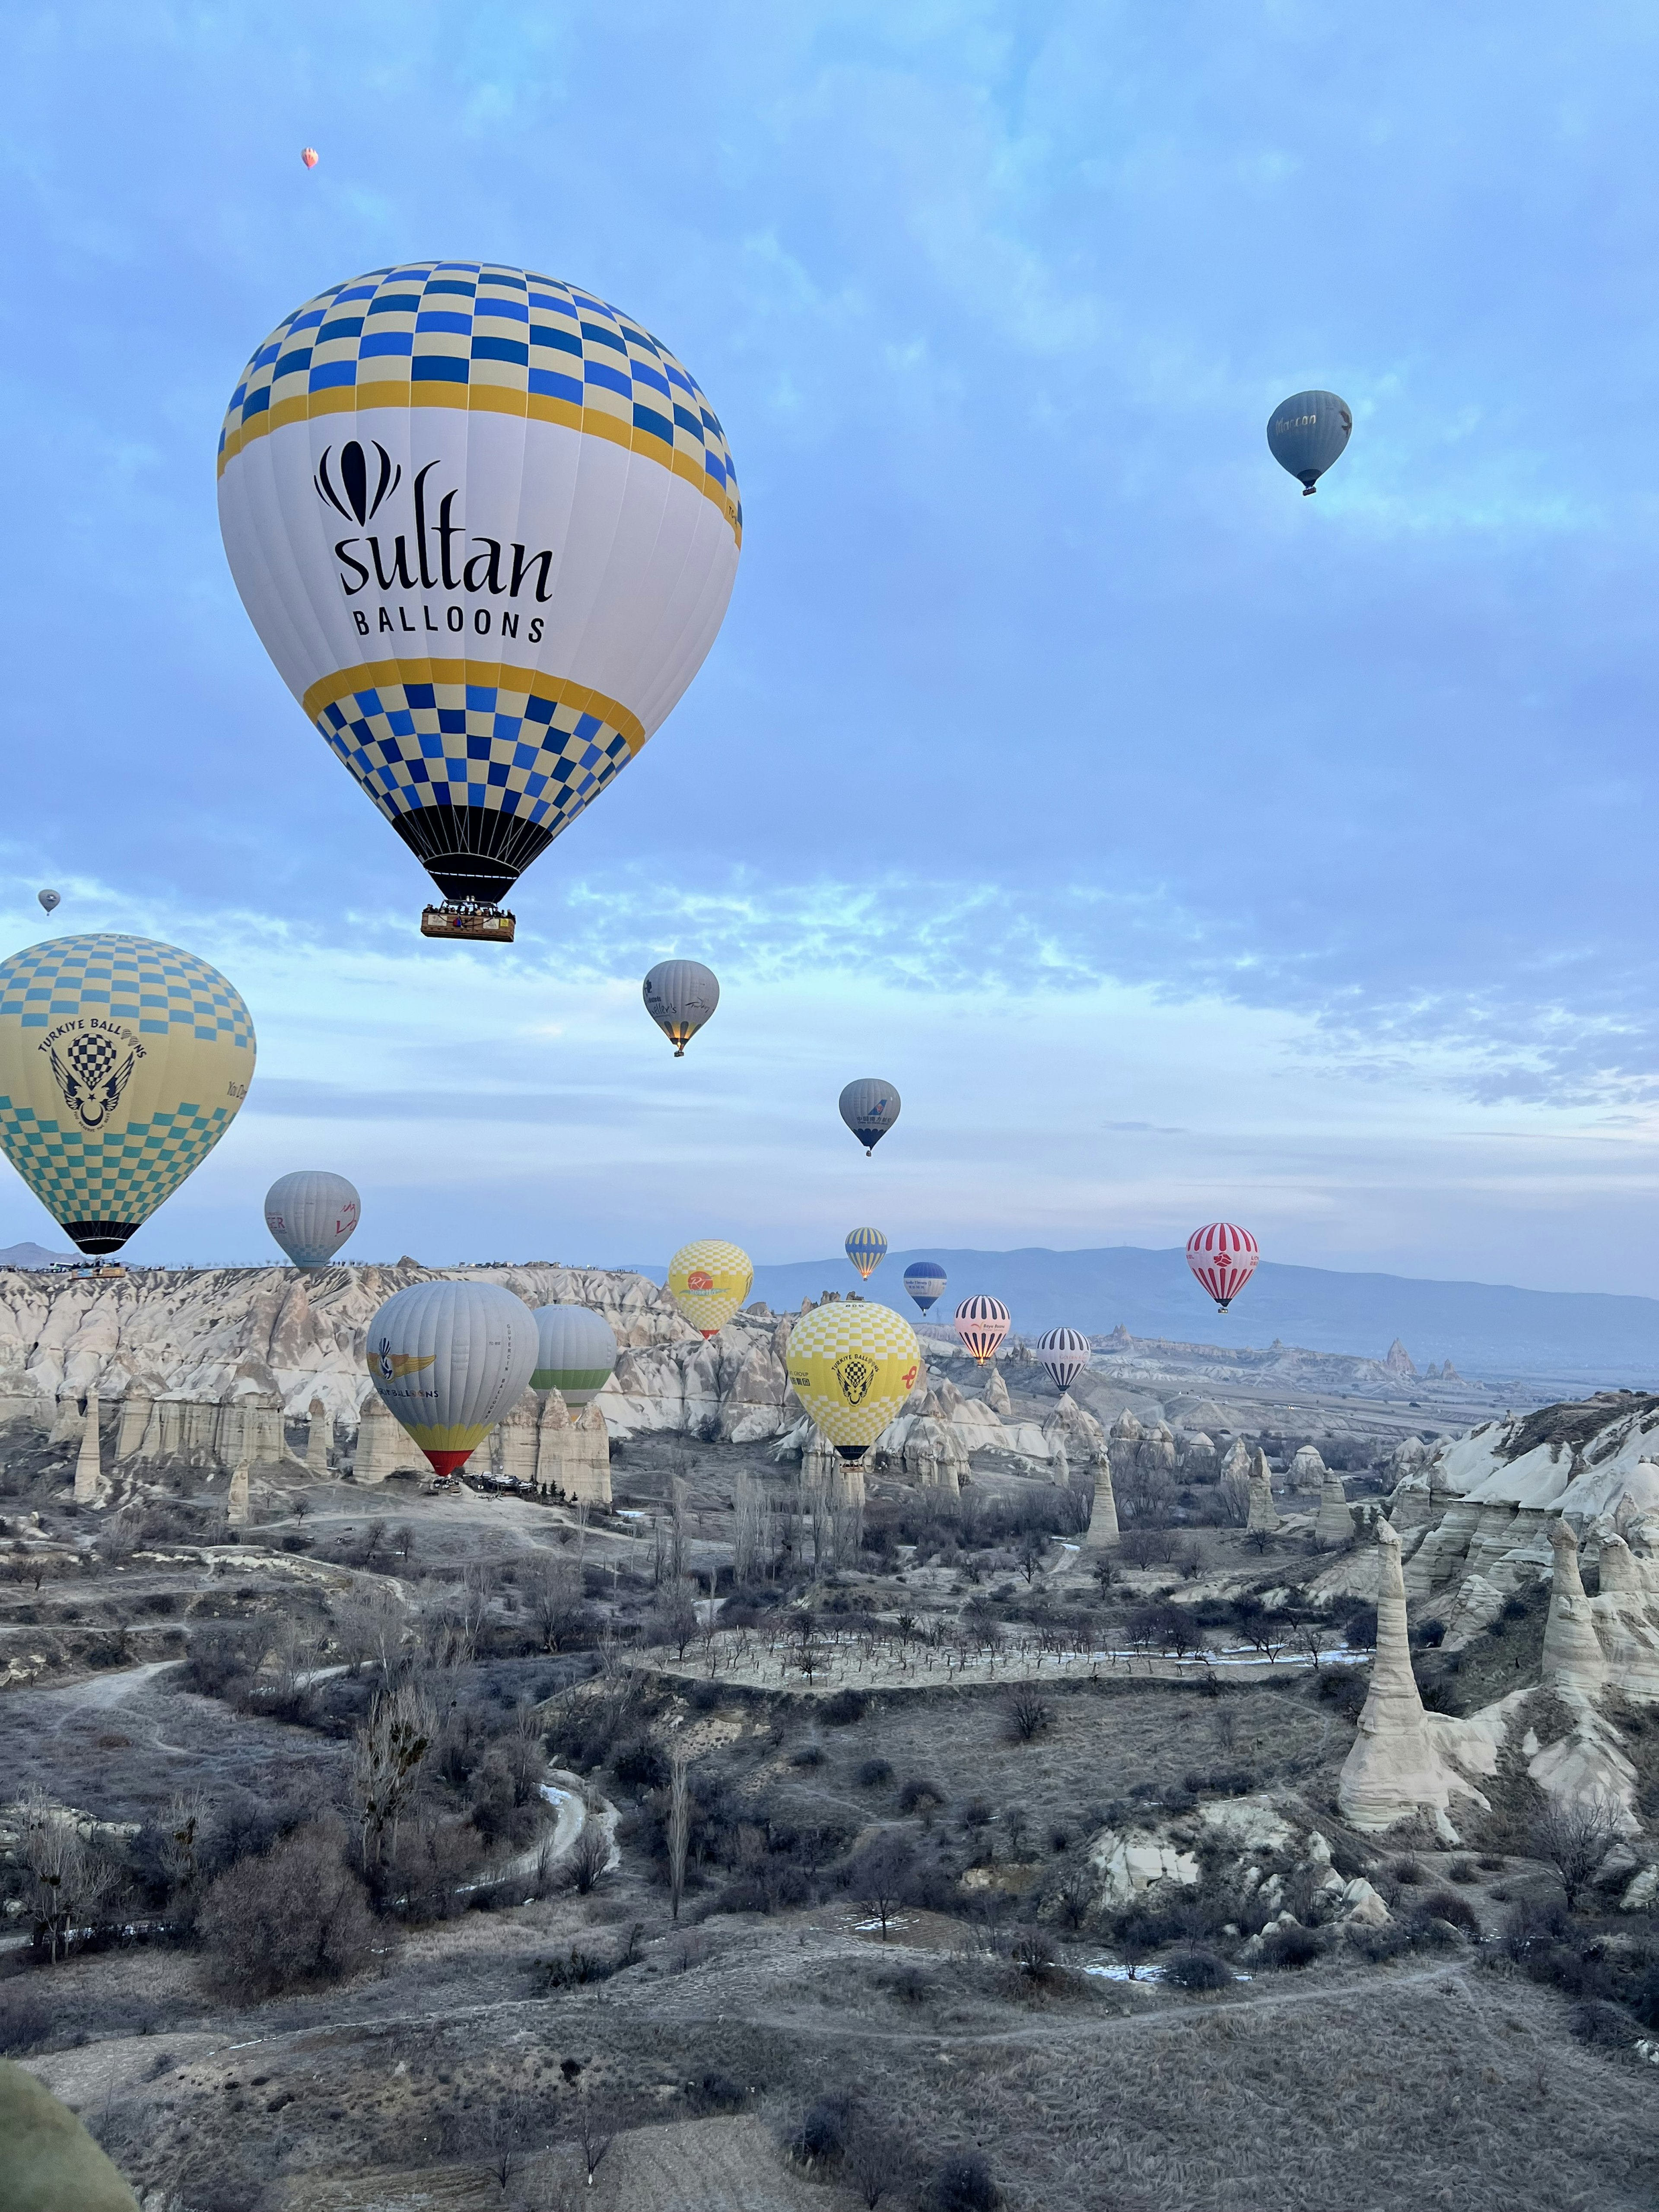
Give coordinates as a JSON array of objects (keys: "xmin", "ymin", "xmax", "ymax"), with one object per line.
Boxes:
[{"xmin": 4, "ymin": 1, "xmax": 1659, "ymax": 1292}]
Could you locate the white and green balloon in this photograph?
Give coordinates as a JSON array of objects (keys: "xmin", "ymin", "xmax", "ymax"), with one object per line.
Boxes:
[{"xmin": 531, "ymin": 1304, "xmax": 619, "ymax": 1406}]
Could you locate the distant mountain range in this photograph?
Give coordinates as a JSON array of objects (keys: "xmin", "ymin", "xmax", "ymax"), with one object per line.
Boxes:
[
  {"xmin": 0, "ymin": 1240, "xmax": 79, "ymax": 1270},
  {"xmin": 628, "ymin": 1244, "xmax": 1659, "ymax": 1388}
]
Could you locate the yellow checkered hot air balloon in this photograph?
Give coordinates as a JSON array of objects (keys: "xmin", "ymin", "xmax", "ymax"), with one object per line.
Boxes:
[
  {"xmin": 786, "ymin": 1301, "xmax": 924, "ymax": 1462},
  {"xmin": 667, "ymin": 1239, "xmax": 753, "ymax": 1338},
  {"xmin": 0, "ymin": 935, "xmax": 255, "ymax": 1256}
]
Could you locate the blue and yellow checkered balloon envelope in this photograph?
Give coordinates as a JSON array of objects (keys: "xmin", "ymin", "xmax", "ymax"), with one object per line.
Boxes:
[
  {"xmin": 0, "ymin": 936, "xmax": 255, "ymax": 1255},
  {"xmin": 216, "ymin": 262, "xmax": 742, "ymax": 918}
]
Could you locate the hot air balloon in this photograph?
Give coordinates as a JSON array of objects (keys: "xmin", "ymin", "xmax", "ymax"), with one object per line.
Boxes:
[
  {"xmin": 36, "ymin": 890, "xmax": 60, "ymax": 915},
  {"xmin": 264, "ymin": 1170, "xmax": 360, "ymax": 1267},
  {"xmin": 365, "ymin": 1277, "xmax": 538, "ymax": 1476},
  {"xmin": 1035, "ymin": 1324, "xmax": 1090, "ymax": 1393},
  {"xmin": 1186, "ymin": 1221, "xmax": 1259, "ymax": 1313},
  {"xmin": 954, "ymin": 1294, "xmax": 1010, "ymax": 1367},
  {"xmin": 785, "ymin": 1301, "xmax": 923, "ymax": 1462},
  {"xmin": 845, "ymin": 1226, "xmax": 887, "ymax": 1281},
  {"xmin": 216, "ymin": 262, "xmax": 741, "ymax": 940},
  {"xmin": 530, "ymin": 1302, "xmax": 618, "ymax": 1405},
  {"xmin": 301, "ymin": 147, "xmax": 319, "ymax": 169},
  {"xmin": 903, "ymin": 1259, "xmax": 946, "ymax": 1314},
  {"xmin": 1267, "ymin": 390, "xmax": 1352, "ymax": 495},
  {"xmin": 643, "ymin": 960, "xmax": 719, "ymax": 1056},
  {"xmin": 0, "ymin": 935, "xmax": 255, "ymax": 1256},
  {"xmin": 839, "ymin": 1078, "xmax": 900, "ymax": 1156},
  {"xmin": 667, "ymin": 1239, "xmax": 752, "ymax": 1338}
]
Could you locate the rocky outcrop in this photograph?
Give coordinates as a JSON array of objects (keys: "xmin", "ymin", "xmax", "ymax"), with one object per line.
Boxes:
[
  {"xmin": 1246, "ymin": 1448, "xmax": 1279, "ymax": 1534},
  {"xmin": 305, "ymin": 1397, "xmax": 332, "ymax": 1477},
  {"xmin": 536, "ymin": 1394, "xmax": 610, "ymax": 1505},
  {"xmin": 353, "ymin": 1391, "xmax": 427, "ymax": 1484},
  {"xmin": 1314, "ymin": 1472, "xmax": 1352, "ymax": 1549},
  {"xmin": 1541, "ymin": 1519, "xmax": 1607, "ymax": 1696},
  {"xmin": 1289, "ymin": 1443, "xmax": 1326, "ymax": 1494},
  {"xmin": 72, "ymin": 1398, "xmax": 104, "ymax": 1506},
  {"xmin": 1384, "ymin": 1339, "xmax": 1417, "ymax": 1379},
  {"xmin": 1083, "ymin": 1450, "xmax": 1120, "ymax": 1549},
  {"xmin": 1338, "ymin": 1521, "xmax": 1487, "ymax": 1834}
]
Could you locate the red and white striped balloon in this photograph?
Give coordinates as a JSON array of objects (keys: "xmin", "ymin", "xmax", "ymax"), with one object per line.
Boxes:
[
  {"xmin": 954, "ymin": 1294, "xmax": 1011, "ymax": 1366},
  {"xmin": 1186, "ymin": 1222, "xmax": 1259, "ymax": 1313}
]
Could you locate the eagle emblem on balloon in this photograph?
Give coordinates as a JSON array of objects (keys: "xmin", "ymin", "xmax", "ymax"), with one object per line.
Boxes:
[{"xmin": 49, "ymin": 1032, "xmax": 138, "ymax": 1131}]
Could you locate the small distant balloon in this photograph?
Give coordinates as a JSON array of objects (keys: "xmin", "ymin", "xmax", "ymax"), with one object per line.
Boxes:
[
  {"xmin": 839, "ymin": 1078, "xmax": 900, "ymax": 1157},
  {"xmin": 1267, "ymin": 390, "xmax": 1352, "ymax": 495},
  {"xmin": 37, "ymin": 890, "xmax": 60, "ymax": 915},
  {"xmin": 642, "ymin": 960, "xmax": 719, "ymax": 1057},
  {"xmin": 903, "ymin": 1260, "xmax": 946, "ymax": 1315},
  {"xmin": 845, "ymin": 1226, "xmax": 887, "ymax": 1281},
  {"xmin": 954, "ymin": 1294, "xmax": 1010, "ymax": 1367},
  {"xmin": 301, "ymin": 147, "xmax": 319, "ymax": 169},
  {"xmin": 1187, "ymin": 1221, "xmax": 1259, "ymax": 1313},
  {"xmin": 1035, "ymin": 1324, "xmax": 1090, "ymax": 1394}
]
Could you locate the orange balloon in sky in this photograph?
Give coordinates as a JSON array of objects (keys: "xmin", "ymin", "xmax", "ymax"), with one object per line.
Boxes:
[{"xmin": 300, "ymin": 146, "xmax": 319, "ymax": 169}]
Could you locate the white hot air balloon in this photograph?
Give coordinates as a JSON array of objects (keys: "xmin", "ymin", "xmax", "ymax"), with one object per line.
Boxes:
[
  {"xmin": 364, "ymin": 1278, "xmax": 538, "ymax": 1477},
  {"xmin": 530, "ymin": 1303, "xmax": 619, "ymax": 1406},
  {"xmin": 264, "ymin": 1170, "xmax": 361, "ymax": 1267},
  {"xmin": 216, "ymin": 263, "xmax": 741, "ymax": 937},
  {"xmin": 642, "ymin": 960, "xmax": 719, "ymax": 1056},
  {"xmin": 1034, "ymin": 1324, "xmax": 1090, "ymax": 1393}
]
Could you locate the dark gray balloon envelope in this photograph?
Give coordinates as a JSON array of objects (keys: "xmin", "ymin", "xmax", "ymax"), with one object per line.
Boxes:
[{"xmin": 1267, "ymin": 389, "xmax": 1352, "ymax": 493}]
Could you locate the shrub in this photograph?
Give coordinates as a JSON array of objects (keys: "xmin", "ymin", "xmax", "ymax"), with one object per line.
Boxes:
[
  {"xmin": 198, "ymin": 1822, "xmax": 376, "ymax": 1999},
  {"xmin": 790, "ymin": 2093, "xmax": 852, "ymax": 2166},
  {"xmin": 1570, "ymin": 1999, "xmax": 1631, "ymax": 2047},
  {"xmin": 612, "ymin": 1735, "xmax": 668, "ymax": 1789},
  {"xmin": 790, "ymin": 1742, "xmax": 826, "ymax": 1768},
  {"xmin": 897, "ymin": 1777, "xmax": 945, "ymax": 1816},
  {"xmin": 1532, "ymin": 1800, "xmax": 1624, "ymax": 1910},
  {"xmin": 1165, "ymin": 1947, "xmax": 1230, "ymax": 1991},
  {"xmin": 823, "ymin": 1688, "xmax": 867, "ymax": 1725},
  {"xmin": 688, "ymin": 2072, "xmax": 745, "ymax": 2114},
  {"xmin": 857, "ymin": 1758, "xmax": 894, "ymax": 1789},
  {"xmin": 1260, "ymin": 1924, "xmax": 1323, "ymax": 1970},
  {"xmin": 1391, "ymin": 1856, "xmax": 1425, "ymax": 1887},
  {"xmin": 1629, "ymin": 1964, "xmax": 1659, "ymax": 2032},
  {"xmin": 1011, "ymin": 1932, "xmax": 1055, "ymax": 1983},
  {"xmin": 0, "ymin": 1985, "xmax": 52, "ymax": 2055},
  {"xmin": 1419, "ymin": 1888, "xmax": 1479, "ymax": 1934},
  {"xmin": 1342, "ymin": 1603, "xmax": 1378, "ymax": 1649},
  {"xmin": 1412, "ymin": 1616, "xmax": 1446, "ymax": 1649},
  {"xmin": 1447, "ymin": 1858, "xmax": 1479, "ymax": 1885},
  {"xmin": 1006, "ymin": 1688, "xmax": 1051, "ymax": 1744},
  {"xmin": 1346, "ymin": 1919, "xmax": 1414, "ymax": 1963},
  {"xmin": 931, "ymin": 2152, "xmax": 1000, "ymax": 2212}
]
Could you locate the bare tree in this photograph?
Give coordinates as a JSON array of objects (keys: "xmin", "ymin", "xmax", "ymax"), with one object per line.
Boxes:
[
  {"xmin": 578, "ymin": 2084, "xmax": 613, "ymax": 2187},
  {"xmin": 1006, "ymin": 1687, "xmax": 1052, "ymax": 1743},
  {"xmin": 353, "ymin": 1680, "xmax": 435, "ymax": 1865},
  {"xmin": 846, "ymin": 2123, "xmax": 903, "ymax": 2209},
  {"xmin": 653, "ymin": 1580, "xmax": 699, "ymax": 1661},
  {"xmin": 1532, "ymin": 1799, "xmax": 1624, "ymax": 1910},
  {"xmin": 668, "ymin": 1745, "xmax": 691, "ymax": 1923},
  {"xmin": 524, "ymin": 1554, "xmax": 585, "ymax": 1652},
  {"xmin": 669, "ymin": 1471, "xmax": 690, "ymax": 1583},
  {"xmin": 848, "ymin": 1834, "xmax": 914, "ymax": 1939},
  {"xmin": 483, "ymin": 2081, "xmax": 534, "ymax": 2189},
  {"xmin": 457, "ymin": 1562, "xmax": 496, "ymax": 1660},
  {"xmin": 1291, "ymin": 1617, "xmax": 1337, "ymax": 1674},
  {"xmin": 19, "ymin": 1792, "xmax": 117, "ymax": 1961},
  {"xmin": 570, "ymin": 1822, "xmax": 610, "ymax": 1896},
  {"xmin": 1015, "ymin": 1529, "xmax": 1046, "ymax": 1586}
]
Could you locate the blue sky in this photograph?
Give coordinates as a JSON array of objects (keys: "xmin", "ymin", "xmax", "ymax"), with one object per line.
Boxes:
[{"xmin": 4, "ymin": 1, "xmax": 1659, "ymax": 1292}]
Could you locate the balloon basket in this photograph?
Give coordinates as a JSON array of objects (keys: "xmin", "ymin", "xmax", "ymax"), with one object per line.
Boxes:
[{"xmin": 420, "ymin": 903, "xmax": 516, "ymax": 944}]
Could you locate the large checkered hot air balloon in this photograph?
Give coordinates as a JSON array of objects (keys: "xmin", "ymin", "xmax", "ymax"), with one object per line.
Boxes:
[
  {"xmin": 785, "ymin": 1301, "xmax": 923, "ymax": 1462},
  {"xmin": 217, "ymin": 262, "xmax": 741, "ymax": 940},
  {"xmin": 1186, "ymin": 1222, "xmax": 1259, "ymax": 1313},
  {"xmin": 0, "ymin": 936, "xmax": 255, "ymax": 1256}
]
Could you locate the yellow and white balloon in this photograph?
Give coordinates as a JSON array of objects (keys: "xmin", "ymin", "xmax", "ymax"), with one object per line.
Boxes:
[
  {"xmin": 667, "ymin": 1239, "xmax": 752, "ymax": 1338},
  {"xmin": 785, "ymin": 1302, "xmax": 924, "ymax": 1461}
]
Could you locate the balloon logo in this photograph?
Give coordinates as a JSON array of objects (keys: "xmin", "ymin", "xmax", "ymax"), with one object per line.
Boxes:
[
  {"xmin": 315, "ymin": 442, "xmax": 400, "ymax": 524},
  {"xmin": 688, "ymin": 1270, "xmax": 713, "ymax": 1292}
]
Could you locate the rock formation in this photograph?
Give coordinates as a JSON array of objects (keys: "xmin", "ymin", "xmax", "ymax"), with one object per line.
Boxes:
[
  {"xmin": 1338, "ymin": 1521, "xmax": 1485, "ymax": 1834},
  {"xmin": 1314, "ymin": 1471, "xmax": 1352, "ymax": 1549},
  {"xmin": 227, "ymin": 1462, "xmax": 251, "ymax": 1527},
  {"xmin": 1289, "ymin": 1442, "xmax": 1326, "ymax": 1494},
  {"xmin": 1083, "ymin": 1449, "xmax": 1120, "ymax": 1549},
  {"xmin": 1245, "ymin": 1448, "xmax": 1279, "ymax": 1533},
  {"xmin": 353, "ymin": 1391, "xmax": 426, "ymax": 1484},
  {"xmin": 73, "ymin": 1397, "xmax": 104, "ymax": 1506},
  {"xmin": 1541, "ymin": 1519, "xmax": 1608, "ymax": 1696},
  {"xmin": 489, "ymin": 1391, "xmax": 539, "ymax": 1484},
  {"xmin": 981, "ymin": 1368, "xmax": 1011, "ymax": 1417},
  {"xmin": 305, "ymin": 1397, "xmax": 332, "ymax": 1476},
  {"xmin": 1384, "ymin": 1338, "xmax": 1417, "ymax": 1379},
  {"xmin": 535, "ymin": 1392, "xmax": 610, "ymax": 1504}
]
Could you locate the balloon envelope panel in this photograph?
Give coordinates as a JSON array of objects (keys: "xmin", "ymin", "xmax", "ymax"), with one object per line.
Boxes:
[
  {"xmin": 839, "ymin": 1078, "xmax": 901, "ymax": 1153},
  {"xmin": 786, "ymin": 1301, "xmax": 923, "ymax": 1455},
  {"xmin": 217, "ymin": 262, "xmax": 741, "ymax": 905},
  {"xmin": 1186, "ymin": 1222, "xmax": 1259, "ymax": 1311},
  {"xmin": 264, "ymin": 1169, "xmax": 361, "ymax": 1266},
  {"xmin": 643, "ymin": 960, "xmax": 720, "ymax": 1053},
  {"xmin": 845, "ymin": 1226, "xmax": 887, "ymax": 1280},
  {"xmin": 531, "ymin": 1302, "xmax": 619, "ymax": 1405},
  {"xmin": 1036, "ymin": 1323, "xmax": 1090, "ymax": 1392},
  {"xmin": 667, "ymin": 1239, "xmax": 753, "ymax": 1337},
  {"xmin": 903, "ymin": 1260, "xmax": 946, "ymax": 1313},
  {"xmin": 1266, "ymin": 390, "xmax": 1352, "ymax": 490},
  {"xmin": 365, "ymin": 1279, "xmax": 538, "ymax": 1472},
  {"xmin": 0, "ymin": 935, "xmax": 255, "ymax": 1255}
]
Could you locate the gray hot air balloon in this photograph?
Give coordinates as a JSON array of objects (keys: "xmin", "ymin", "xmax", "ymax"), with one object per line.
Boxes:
[
  {"xmin": 1267, "ymin": 390, "xmax": 1352, "ymax": 494},
  {"xmin": 264, "ymin": 1170, "xmax": 361, "ymax": 1268},
  {"xmin": 530, "ymin": 1303, "xmax": 619, "ymax": 1406},
  {"xmin": 642, "ymin": 960, "xmax": 720, "ymax": 1056},
  {"xmin": 839, "ymin": 1077, "xmax": 901, "ymax": 1156},
  {"xmin": 37, "ymin": 889, "xmax": 60, "ymax": 915}
]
